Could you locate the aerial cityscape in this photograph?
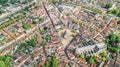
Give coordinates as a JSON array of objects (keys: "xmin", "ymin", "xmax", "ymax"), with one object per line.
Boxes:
[{"xmin": 0, "ymin": 0, "xmax": 120, "ymax": 67}]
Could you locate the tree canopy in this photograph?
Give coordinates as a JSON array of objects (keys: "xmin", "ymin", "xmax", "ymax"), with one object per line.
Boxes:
[
  {"xmin": 105, "ymin": 33, "xmax": 120, "ymax": 53},
  {"xmin": 33, "ymin": 19, "xmax": 39, "ymax": 24},
  {"xmin": 42, "ymin": 55, "xmax": 58, "ymax": 67},
  {"xmin": 107, "ymin": 34, "xmax": 120, "ymax": 47},
  {"xmin": 101, "ymin": 57, "xmax": 106, "ymax": 62},
  {"xmin": 0, "ymin": 61, "xmax": 6, "ymax": 67},
  {"xmin": 45, "ymin": 34, "xmax": 51, "ymax": 42},
  {"xmin": 87, "ymin": 55, "xmax": 96, "ymax": 64},
  {"xmin": 0, "ymin": 0, "xmax": 17, "ymax": 5},
  {"xmin": 49, "ymin": 0, "xmax": 57, "ymax": 4},
  {"xmin": 0, "ymin": 9, "xmax": 4, "ymax": 14},
  {"xmin": 117, "ymin": 20, "xmax": 120, "ymax": 24},
  {"xmin": 72, "ymin": 20, "xmax": 78, "ymax": 24},
  {"xmin": 23, "ymin": 23, "xmax": 30, "ymax": 29},
  {"xmin": 41, "ymin": 39, "xmax": 46, "ymax": 46},
  {"xmin": 0, "ymin": 54, "xmax": 12, "ymax": 67},
  {"xmin": 108, "ymin": 8, "xmax": 120, "ymax": 17},
  {"xmin": 40, "ymin": 29, "xmax": 46, "ymax": 35},
  {"xmin": 16, "ymin": 37, "xmax": 37, "ymax": 53},
  {"xmin": 100, "ymin": 52, "xmax": 107, "ymax": 57},
  {"xmin": 0, "ymin": 0, "xmax": 8, "ymax": 5},
  {"xmin": 80, "ymin": 54, "xmax": 85, "ymax": 59},
  {"xmin": 26, "ymin": 38, "xmax": 36, "ymax": 47},
  {"xmin": 104, "ymin": 3, "xmax": 112, "ymax": 9}
]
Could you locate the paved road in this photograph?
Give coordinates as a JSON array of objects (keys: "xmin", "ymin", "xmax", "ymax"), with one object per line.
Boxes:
[
  {"xmin": 93, "ymin": 19, "xmax": 112, "ymax": 39},
  {"xmin": 42, "ymin": 2, "xmax": 56, "ymax": 29}
]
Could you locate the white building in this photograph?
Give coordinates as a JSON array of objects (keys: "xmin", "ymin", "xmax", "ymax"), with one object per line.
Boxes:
[{"xmin": 75, "ymin": 42, "xmax": 107, "ymax": 56}]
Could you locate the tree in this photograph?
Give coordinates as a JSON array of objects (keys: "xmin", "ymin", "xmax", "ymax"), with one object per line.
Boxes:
[
  {"xmin": 65, "ymin": 64, "xmax": 70, "ymax": 67},
  {"xmin": 23, "ymin": 23, "xmax": 30, "ymax": 29},
  {"xmin": 71, "ymin": 34, "xmax": 75, "ymax": 37},
  {"xmin": 33, "ymin": 19, "xmax": 39, "ymax": 24},
  {"xmin": 108, "ymin": 8, "xmax": 120, "ymax": 17},
  {"xmin": 0, "ymin": 61, "xmax": 6, "ymax": 67},
  {"xmin": 45, "ymin": 61, "xmax": 51, "ymax": 67},
  {"xmin": 39, "ymin": 17, "xmax": 43, "ymax": 22},
  {"xmin": 0, "ymin": 9, "xmax": 4, "ymax": 14},
  {"xmin": 26, "ymin": 38, "xmax": 36, "ymax": 47},
  {"xmin": 0, "ymin": 56, "xmax": 5, "ymax": 61},
  {"xmin": 87, "ymin": 55, "xmax": 96, "ymax": 64},
  {"xmin": 0, "ymin": 54, "xmax": 12, "ymax": 67},
  {"xmin": 117, "ymin": 20, "xmax": 120, "ymax": 24},
  {"xmin": 42, "ymin": 65, "xmax": 45, "ymax": 67},
  {"xmin": 117, "ymin": 12, "xmax": 120, "ymax": 17},
  {"xmin": 80, "ymin": 54, "xmax": 85, "ymax": 59},
  {"xmin": 72, "ymin": 20, "xmax": 78, "ymax": 24},
  {"xmin": 49, "ymin": 0, "xmax": 57, "ymax": 4},
  {"xmin": 104, "ymin": 3, "xmax": 112, "ymax": 9},
  {"xmin": 108, "ymin": 34, "xmax": 119, "ymax": 47},
  {"xmin": 42, "ymin": 55, "xmax": 58, "ymax": 67},
  {"xmin": 0, "ymin": 0, "xmax": 8, "ymax": 5},
  {"xmin": 113, "ymin": 48, "xmax": 119, "ymax": 53},
  {"xmin": 88, "ymin": 57, "xmax": 95, "ymax": 64},
  {"xmin": 111, "ymin": 9, "xmax": 119, "ymax": 15},
  {"xmin": 22, "ymin": 10, "xmax": 27, "ymax": 15},
  {"xmin": 101, "ymin": 57, "xmax": 106, "ymax": 62},
  {"xmin": 116, "ymin": 36, "xmax": 120, "ymax": 43},
  {"xmin": 0, "ymin": 0, "xmax": 18, "ymax": 5},
  {"xmin": 52, "ymin": 56, "xmax": 58, "ymax": 67},
  {"xmin": 41, "ymin": 39, "xmax": 46, "ymax": 46},
  {"xmin": 20, "ymin": 42, "xmax": 27, "ymax": 48},
  {"xmin": 105, "ymin": 34, "xmax": 120, "ymax": 53},
  {"xmin": 10, "ymin": 0, "xmax": 17, "ymax": 4},
  {"xmin": 71, "ymin": 29, "xmax": 76, "ymax": 33},
  {"xmin": 45, "ymin": 34, "xmax": 51, "ymax": 42},
  {"xmin": 40, "ymin": 29, "xmax": 46, "ymax": 35},
  {"xmin": 5, "ymin": 57, "xmax": 11, "ymax": 67},
  {"xmin": 109, "ymin": 54, "xmax": 115, "ymax": 59},
  {"xmin": 100, "ymin": 52, "xmax": 107, "ymax": 57}
]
